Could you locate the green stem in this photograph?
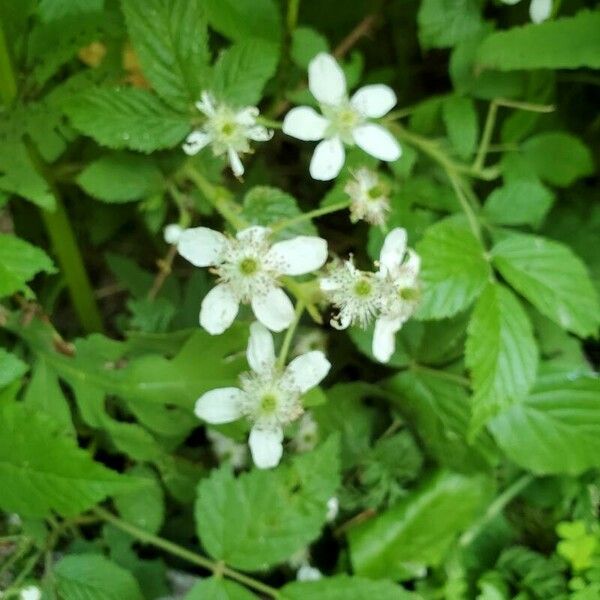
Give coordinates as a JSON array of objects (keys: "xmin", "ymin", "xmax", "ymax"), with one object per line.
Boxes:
[
  {"xmin": 93, "ymin": 507, "xmax": 280, "ymax": 599},
  {"xmin": 256, "ymin": 116, "xmax": 283, "ymax": 130},
  {"xmin": 446, "ymin": 170, "xmax": 482, "ymax": 242},
  {"xmin": 473, "ymin": 101, "xmax": 498, "ymax": 173},
  {"xmin": 286, "ymin": 0, "xmax": 301, "ymax": 32},
  {"xmin": 0, "ymin": 18, "xmax": 17, "ymax": 105},
  {"xmin": 277, "ymin": 300, "xmax": 305, "ymax": 368},
  {"xmin": 271, "ymin": 201, "xmax": 350, "ymax": 234},
  {"xmin": 495, "ymin": 98, "xmax": 555, "ymax": 113}
]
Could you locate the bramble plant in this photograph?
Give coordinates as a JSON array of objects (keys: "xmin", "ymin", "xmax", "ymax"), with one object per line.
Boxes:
[{"xmin": 1, "ymin": 0, "xmax": 599, "ymax": 599}]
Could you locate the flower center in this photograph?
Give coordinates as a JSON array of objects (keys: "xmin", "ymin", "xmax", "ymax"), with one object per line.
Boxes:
[
  {"xmin": 368, "ymin": 185, "xmax": 385, "ymax": 200},
  {"xmin": 260, "ymin": 393, "xmax": 278, "ymax": 414},
  {"xmin": 239, "ymin": 257, "xmax": 259, "ymax": 276},
  {"xmin": 399, "ymin": 287, "xmax": 419, "ymax": 301},
  {"xmin": 354, "ymin": 278, "xmax": 373, "ymax": 297},
  {"xmin": 220, "ymin": 122, "xmax": 236, "ymax": 137}
]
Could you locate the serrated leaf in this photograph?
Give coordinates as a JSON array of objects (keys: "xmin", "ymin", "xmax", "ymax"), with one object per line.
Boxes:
[
  {"xmin": 212, "ymin": 40, "xmax": 278, "ymax": 106},
  {"xmin": 0, "ymin": 348, "xmax": 28, "ymax": 387},
  {"xmin": 442, "ymin": 95, "xmax": 478, "ymax": 159},
  {"xmin": 54, "ymin": 554, "xmax": 144, "ymax": 600},
  {"xmin": 77, "ymin": 153, "xmax": 164, "ymax": 203},
  {"xmin": 489, "ymin": 371, "xmax": 600, "ymax": 475},
  {"xmin": 416, "ymin": 218, "xmax": 491, "ymax": 319},
  {"xmin": 185, "ymin": 577, "xmax": 258, "ymax": 600},
  {"xmin": 64, "ymin": 87, "xmax": 190, "ymax": 152},
  {"xmin": 205, "ymin": 0, "xmax": 281, "ymax": 43},
  {"xmin": 492, "ymin": 232, "xmax": 600, "ymax": 337},
  {"xmin": 195, "ymin": 438, "xmax": 340, "ymax": 571},
  {"xmin": 0, "ymin": 402, "xmax": 133, "ymax": 517},
  {"xmin": 121, "ymin": 0, "xmax": 210, "ymax": 110},
  {"xmin": 418, "ymin": 0, "xmax": 485, "ymax": 49},
  {"xmin": 466, "ymin": 283, "xmax": 538, "ymax": 431},
  {"xmin": 282, "ymin": 575, "xmax": 417, "ymax": 599},
  {"xmin": 348, "ymin": 470, "xmax": 493, "ymax": 580},
  {"xmin": 476, "ymin": 10, "xmax": 600, "ymax": 71}
]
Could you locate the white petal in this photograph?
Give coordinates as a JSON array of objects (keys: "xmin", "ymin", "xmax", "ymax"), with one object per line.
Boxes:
[
  {"xmin": 227, "ymin": 147, "xmax": 244, "ymax": 177},
  {"xmin": 200, "ymin": 284, "xmax": 240, "ymax": 335},
  {"xmin": 249, "ymin": 426, "xmax": 284, "ymax": 469},
  {"xmin": 246, "ymin": 125, "xmax": 273, "ymax": 142},
  {"xmin": 196, "ymin": 91, "xmax": 216, "ymax": 116},
  {"xmin": 267, "ymin": 236, "xmax": 328, "ymax": 275},
  {"xmin": 177, "ymin": 227, "xmax": 227, "ymax": 267},
  {"xmin": 379, "ymin": 227, "xmax": 407, "ymax": 275},
  {"xmin": 247, "ymin": 321, "xmax": 276, "ymax": 374},
  {"xmin": 285, "ymin": 351, "xmax": 331, "ymax": 393},
  {"xmin": 529, "ymin": 0, "xmax": 551, "ymax": 22},
  {"xmin": 320, "ymin": 276, "xmax": 340, "ymax": 292},
  {"xmin": 282, "ymin": 106, "xmax": 329, "ymax": 141},
  {"xmin": 351, "ymin": 84, "xmax": 397, "ymax": 118},
  {"xmin": 308, "ymin": 52, "xmax": 346, "ymax": 106},
  {"xmin": 309, "ymin": 137, "xmax": 345, "ymax": 181},
  {"xmin": 183, "ymin": 130, "xmax": 211, "ymax": 155},
  {"xmin": 330, "ymin": 311, "xmax": 351, "ymax": 330},
  {"xmin": 163, "ymin": 223, "xmax": 183, "ymax": 245},
  {"xmin": 195, "ymin": 387, "xmax": 245, "ymax": 423},
  {"xmin": 236, "ymin": 225, "xmax": 271, "ymax": 242},
  {"xmin": 251, "ymin": 288, "xmax": 295, "ymax": 332},
  {"xmin": 352, "ymin": 123, "xmax": 401, "ymax": 162},
  {"xmin": 372, "ymin": 316, "xmax": 402, "ymax": 363},
  {"xmin": 235, "ymin": 106, "xmax": 259, "ymax": 126}
]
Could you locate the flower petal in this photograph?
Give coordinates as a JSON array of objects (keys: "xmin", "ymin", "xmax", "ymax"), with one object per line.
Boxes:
[
  {"xmin": 227, "ymin": 147, "xmax": 244, "ymax": 177},
  {"xmin": 529, "ymin": 0, "xmax": 552, "ymax": 23},
  {"xmin": 351, "ymin": 84, "xmax": 397, "ymax": 118},
  {"xmin": 309, "ymin": 137, "xmax": 345, "ymax": 181},
  {"xmin": 163, "ymin": 223, "xmax": 184, "ymax": 245},
  {"xmin": 249, "ymin": 426, "xmax": 284, "ymax": 469},
  {"xmin": 372, "ymin": 316, "xmax": 403, "ymax": 363},
  {"xmin": 267, "ymin": 236, "xmax": 328, "ymax": 275},
  {"xmin": 195, "ymin": 387, "xmax": 245, "ymax": 423},
  {"xmin": 195, "ymin": 91, "xmax": 216, "ymax": 116},
  {"xmin": 285, "ymin": 350, "xmax": 331, "ymax": 393},
  {"xmin": 379, "ymin": 227, "xmax": 407, "ymax": 275},
  {"xmin": 308, "ymin": 53, "xmax": 347, "ymax": 106},
  {"xmin": 352, "ymin": 123, "xmax": 401, "ymax": 162},
  {"xmin": 246, "ymin": 125, "xmax": 274, "ymax": 142},
  {"xmin": 177, "ymin": 227, "xmax": 227, "ymax": 267},
  {"xmin": 200, "ymin": 283, "xmax": 240, "ymax": 335},
  {"xmin": 235, "ymin": 106, "xmax": 259, "ymax": 126},
  {"xmin": 183, "ymin": 130, "xmax": 212, "ymax": 155},
  {"xmin": 282, "ymin": 106, "xmax": 329, "ymax": 141},
  {"xmin": 236, "ymin": 225, "xmax": 271, "ymax": 242},
  {"xmin": 247, "ymin": 321, "xmax": 276, "ymax": 374},
  {"xmin": 251, "ymin": 288, "xmax": 295, "ymax": 332}
]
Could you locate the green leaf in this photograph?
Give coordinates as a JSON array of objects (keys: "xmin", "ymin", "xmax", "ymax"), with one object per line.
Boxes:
[
  {"xmin": 77, "ymin": 153, "xmax": 164, "ymax": 203},
  {"xmin": 213, "ymin": 40, "xmax": 278, "ymax": 106},
  {"xmin": 416, "ymin": 218, "xmax": 491, "ymax": 319},
  {"xmin": 38, "ymin": 0, "xmax": 102, "ymax": 21},
  {"xmin": 489, "ymin": 371, "xmax": 600, "ymax": 475},
  {"xmin": 348, "ymin": 470, "xmax": 493, "ymax": 580},
  {"xmin": 195, "ymin": 438, "xmax": 340, "ymax": 571},
  {"xmin": 242, "ymin": 186, "xmax": 317, "ymax": 239},
  {"xmin": 476, "ymin": 10, "xmax": 600, "ymax": 71},
  {"xmin": 0, "ymin": 402, "xmax": 133, "ymax": 517},
  {"xmin": 0, "ymin": 348, "xmax": 28, "ymax": 388},
  {"xmin": 521, "ymin": 132, "xmax": 594, "ymax": 188},
  {"xmin": 185, "ymin": 577, "xmax": 257, "ymax": 599},
  {"xmin": 121, "ymin": 0, "xmax": 210, "ymax": 110},
  {"xmin": 442, "ymin": 95, "xmax": 478, "ymax": 159},
  {"xmin": 482, "ymin": 180, "xmax": 554, "ymax": 228},
  {"xmin": 54, "ymin": 554, "xmax": 144, "ymax": 600},
  {"xmin": 0, "ymin": 234, "xmax": 55, "ymax": 297},
  {"xmin": 291, "ymin": 27, "xmax": 329, "ymax": 69},
  {"xmin": 418, "ymin": 0, "xmax": 485, "ymax": 49},
  {"xmin": 282, "ymin": 575, "xmax": 417, "ymax": 599},
  {"xmin": 204, "ymin": 0, "xmax": 281, "ymax": 43},
  {"xmin": 64, "ymin": 87, "xmax": 190, "ymax": 153},
  {"xmin": 466, "ymin": 283, "xmax": 538, "ymax": 431},
  {"xmin": 492, "ymin": 232, "xmax": 600, "ymax": 337}
]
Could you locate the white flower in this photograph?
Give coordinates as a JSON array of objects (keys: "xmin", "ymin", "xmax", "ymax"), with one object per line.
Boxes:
[
  {"xmin": 296, "ymin": 564, "xmax": 323, "ymax": 581},
  {"xmin": 19, "ymin": 587, "xmax": 41, "ymax": 600},
  {"xmin": 291, "ymin": 412, "xmax": 319, "ymax": 453},
  {"xmin": 206, "ymin": 429, "xmax": 248, "ymax": 469},
  {"xmin": 326, "ymin": 496, "xmax": 339, "ymax": 522},
  {"xmin": 183, "ymin": 91, "xmax": 273, "ymax": 177},
  {"xmin": 177, "ymin": 225, "xmax": 327, "ymax": 334},
  {"xmin": 500, "ymin": 0, "xmax": 552, "ymax": 23},
  {"xmin": 320, "ymin": 228, "xmax": 420, "ymax": 363},
  {"xmin": 282, "ymin": 53, "xmax": 401, "ymax": 181},
  {"xmin": 163, "ymin": 223, "xmax": 184, "ymax": 245},
  {"xmin": 195, "ymin": 322, "xmax": 331, "ymax": 469},
  {"xmin": 345, "ymin": 168, "xmax": 390, "ymax": 226}
]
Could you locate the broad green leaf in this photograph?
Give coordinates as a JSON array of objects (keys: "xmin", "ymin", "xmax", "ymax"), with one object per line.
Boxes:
[
  {"xmin": 483, "ymin": 180, "xmax": 554, "ymax": 228},
  {"xmin": 204, "ymin": 0, "xmax": 281, "ymax": 43},
  {"xmin": 185, "ymin": 577, "xmax": 257, "ymax": 599},
  {"xmin": 348, "ymin": 470, "xmax": 493, "ymax": 580},
  {"xmin": 121, "ymin": 0, "xmax": 210, "ymax": 110},
  {"xmin": 416, "ymin": 218, "xmax": 491, "ymax": 319},
  {"xmin": 489, "ymin": 371, "xmax": 600, "ymax": 475},
  {"xmin": 77, "ymin": 153, "xmax": 164, "ymax": 203},
  {"xmin": 282, "ymin": 576, "xmax": 417, "ymax": 599},
  {"xmin": 492, "ymin": 233, "xmax": 600, "ymax": 337},
  {"xmin": 38, "ymin": 0, "xmax": 102, "ymax": 21},
  {"xmin": 54, "ymin": 554, "xmax": 144, "ymax": 600},
  {"xmin": 521, "ymin": 132, "xmax": 594, "ymax": 188},
  {"xmin": 195, "ymin": 438, "xmax": 340, "ymax": 571},
  {"xmin": 442, "ymin": 95, "xmax": 478, "ymax": 159},
  {"xmin": 466, "ymin": 283, "xmax": 538, "ymax": 431},
  {"xmin": 0, "ymin": 234, "xmax": 55, "ymax": 297},
  {"xmin": 212, "ymin": 40, "xmax": 278, "ymax": 106},
  {"xmin": 0, "ymin": 402, "xmax": 133, "ymax": 517},
  {"xmin": 418, "ymin": 0, "xmax": 485, "ymax": 49},
  {"xmin": 64, "ymin": 87, "xmax": 190, "ymax": 153},
  {"xmin": 291, "ymin": 27, "xmax": 329, "ymax": 69},
  {"xmin": 0, "ymin": 348, "xmax": 28, "ymax": 387},
  {"xmin": 476, "ymin": 10, "xmax": 600, "ymax": 71}
]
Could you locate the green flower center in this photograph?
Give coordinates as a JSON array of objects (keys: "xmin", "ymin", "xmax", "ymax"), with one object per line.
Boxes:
[
  {"xmin": 239, "ymin": 257, "xmax": 258, "ymax": 275},
  {"xmin": 260, "ymin": 394, "xmax": 278, "ymax": 413},
  {"xmin": 368, "ymin": 185, "xmax": 385, "ymax": 200},
  {"xmin": 354, "ymin": 279, "xmax": 373, "ymax": 297},
  {"xmin": 220, "ymin": 122, "xmax": 235, "ymax": 136}
]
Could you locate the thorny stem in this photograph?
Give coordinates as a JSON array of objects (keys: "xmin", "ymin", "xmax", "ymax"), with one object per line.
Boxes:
[
  {"xmin": 270, "ymin": 200, "xmax": 351, "ymax": 234},
  {"xmin": 93, "ymin": 507, "xmax": 280, "ymax": 598},
  {"xmin": 277, "ymin": 300, "xmax": 305, "ymax": 368}
]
